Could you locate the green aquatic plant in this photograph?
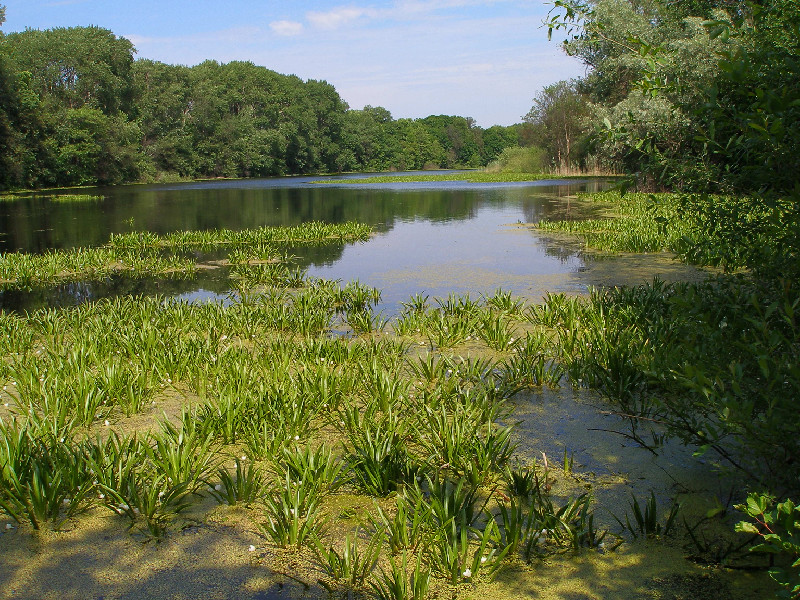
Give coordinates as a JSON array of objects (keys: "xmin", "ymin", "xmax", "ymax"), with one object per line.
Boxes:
[
  {"xmin": 277, "ymin": 443, "xmax": 346, "ymax": 494},
  {"xmin": 344, "ymin": 413, "xmax": 412, "ymax": 496},
  {"xmin": 108, "ymin": 472, "xmax": 192, "ymax": 542},
  {"xmin": 49, "ymin": 194, "xmax": 105, "ymax": 202},
  {"xmin": 504, "ymin": 464, "xmax": 541, "ymax": 501},
  {"xmin": 413, "ymin": 476, "xmax": 487, "ymax": 533},
  {"xmin": 0, "ymin": 222, "xmax": 371, "ymax": 290},
  {"xmin": 0, "ymin": 422, "xmax": 94, "ymax": 530},
  {"xmin": 314, "ymin": 529, "xmax": 381, "ymax": 591},
  {"xmin": 209, "ymin": 458, "xmax": 265, "ymax": 507},
  {"xmin": 429, "ymin": 512, "xmax": 507, "ymax": 584},
  {"xmin": 313, "ymin": 172, "xmax": 575, "ymax": 184},
  {"xmin": 498, "ymin": 333, "xmax": 563, "ymax": 392},
  {"xmin": 613, "ymin": 491, "xmax": 680, "ymax": 539},
  {"xmin": 400, "ymin": 293, "xmax": 430, "ymax": 314},
  {"xmin": 422, "ymin": 310, "xmax": 474, "ymax": 348},
  {"xmin": 479, "ymin": 313, "xmax": 518, "ymax": 351},
  {"xmin": 346, "ymin": 308, "xmax": 388, "ymax": 335},
  {"xmin": 149, "ymin": 415, "xmax": 219, "ymax": 493},
  {"xmin": 369, "ymin": 492, "xmax": 432, "ymax": 555},
  {"xmin": 485, "ymin": 288, "xmax": 526, "ymax": 315},
  {"xmin": 370, "ymin": 550, "xmax": 431, "ymax": 600},
  {"xmin": 259, "ymin": 471, "xmax": 327, "ymax": 548}
]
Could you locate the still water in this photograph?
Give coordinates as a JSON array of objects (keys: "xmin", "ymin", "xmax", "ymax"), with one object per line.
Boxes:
[{"xmin": 0, "ymin": 173, "xmax": 700, "ymax": 312}]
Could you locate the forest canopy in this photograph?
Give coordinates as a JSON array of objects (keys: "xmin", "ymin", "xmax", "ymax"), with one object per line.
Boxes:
[
  {"xmin": 540, "ymin": 0, "xmax": 800, "ymax": 195},
  {"xmin": 0, "ymin": 17, "xmax": 522, "ymax": 189}
]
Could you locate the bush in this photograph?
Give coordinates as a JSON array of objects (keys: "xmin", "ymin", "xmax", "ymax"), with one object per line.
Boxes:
[{"xmin": 487, "ymin": 146, "xmax": 548, "ymax": 173}]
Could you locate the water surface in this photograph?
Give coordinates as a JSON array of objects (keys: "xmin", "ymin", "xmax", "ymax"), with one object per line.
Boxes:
[{"xmin": 0, "ymin": 173, "xmax": 704, "ymax": 312}]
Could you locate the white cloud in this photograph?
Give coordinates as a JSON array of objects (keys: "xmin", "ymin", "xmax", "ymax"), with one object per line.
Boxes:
[
  {"xmin": 269, "ymin": 20, "xmax": 304, "ymax": 37},
  {"xmin": 306, "ymin": 6, "xmax": 380, "ymax": 30}
]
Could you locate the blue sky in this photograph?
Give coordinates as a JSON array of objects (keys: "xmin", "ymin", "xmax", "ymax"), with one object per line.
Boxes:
[{"xmin": 1, "ymin": 1, "xmax": 586, "ymax": 127}]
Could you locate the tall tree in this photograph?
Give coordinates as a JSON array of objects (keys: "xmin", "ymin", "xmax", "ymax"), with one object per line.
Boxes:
[
  {"xmin": 547, "ymin": 0, "xmax": 800, "ymax": 192},
  {"xmin": 524, "ymin": 79, "xmax": 590, "ymax": 168}
]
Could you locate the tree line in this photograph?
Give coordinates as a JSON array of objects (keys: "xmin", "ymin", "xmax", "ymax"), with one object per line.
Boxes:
[
  {"xmin": 524, "ymin": 0, "xmax": 799, "ymax": 196},
  {"xmin": 0, "ymin": 13, "xmax": 521, "ymax": 190}
]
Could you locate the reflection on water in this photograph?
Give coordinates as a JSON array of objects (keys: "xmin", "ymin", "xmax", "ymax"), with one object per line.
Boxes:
[{"xmin": 0, "ymin": 174, "xmax": 652, "ymax": 312}]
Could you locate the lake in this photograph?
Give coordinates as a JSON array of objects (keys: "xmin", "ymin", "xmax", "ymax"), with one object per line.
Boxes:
[{"xmin": 0, "ymin": 172, "xmax": 705, "ymax": 312}]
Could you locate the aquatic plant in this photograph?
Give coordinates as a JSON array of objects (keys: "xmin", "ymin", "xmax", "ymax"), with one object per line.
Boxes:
[
  {"xmin": 369, "ymin": 492, "xmax": 432, "ymax": 555},
  {"xmin": 504, "ymin": 464, "xmax": 541, "ymax": 501},
  {"xmin": 370, "ymin": 550, "xmax": 431, "ymax": 600},
  {"xmin": 49, "ymin": 194, "xmax": 105, "ymax": 202},
  {"xmin": 416, "ymin": 403, "xmax": 515, "ymax": 483},
  {"xmin": 149, "ymin": 415, "xmax": 219, "ymax": 493},
  {"xmin": 0, "ymin": 222, "xmax": 371, "ymax": 290},
  {"xmin": 209, "ymin": 458, "xmax": 265, "ymax": 506},
  {"xmin": 479, "ymin": 313, "xmax": 518, "ymax": 351},
  {"xmin": 612, "ymin": 491, "xmax": 680, "ymax": 539},
  {"xmin": 259, "ymin": 471, "xmax": 327, "ymax": 548},
  {"xmin": 343, "ymin": 411, "xmax": 412, "ymax": 496},
  {"xmin": 314, "ymin": 529, "xmax": 381, "ymax": 591},
  {"xmin": 485, "ymin": 288, "xmax": 526, "ymax": 315},
  {"xmin": 276, "ymin": 443, "xmax": 346, "ymax": 494},
  {"xmin": 0, "ymin": 421, "xmax": 93, "ymax": 530},
  {"xmin": 429, "ymin": 512, "xmax": 507, "ymax": 584}
]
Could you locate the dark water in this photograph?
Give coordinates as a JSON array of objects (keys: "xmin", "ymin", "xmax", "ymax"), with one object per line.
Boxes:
[{"xmin": 0, "ymin": 173, "xmax": 617, "ymax": 312}]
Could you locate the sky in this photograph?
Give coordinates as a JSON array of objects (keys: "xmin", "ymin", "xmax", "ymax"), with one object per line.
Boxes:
[{"xmin": 0, "ymin": 0, "xmax": 586, "ymax": 127}]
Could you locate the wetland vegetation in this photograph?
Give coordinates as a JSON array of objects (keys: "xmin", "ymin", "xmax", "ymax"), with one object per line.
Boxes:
[
  {"xmin": 2, "ymin": 0, "xmax": 799, "ymax": 598},
  {"xmin": 0, "ymin": 190, "xmax": 794, "ymax": 599}
]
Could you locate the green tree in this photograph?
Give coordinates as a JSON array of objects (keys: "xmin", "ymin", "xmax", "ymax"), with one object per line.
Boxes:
[
  {"xmin": 524, "ymin": 79, "xmax": 590, "ymax": 168},
  {"xmin": 546, "ymin": 0, "xmax": 800, "ymax": 193}
]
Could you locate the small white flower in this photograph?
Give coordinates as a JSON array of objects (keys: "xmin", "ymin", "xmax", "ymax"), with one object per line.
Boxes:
[
  {"xmin": 6, "ymin": 523, "xmax": 13, "ymax": 529},
  {"xmin": 98, "ymin": 493, "xmax": 105, "ymax": 499},
  {"xmin": 462, "ymin": 568, "xmax": 472, "ymax": 578},
  {"xmin": 104, "ymin": 420, "xmax": 110, "ymax": 426},
  {"xmin": 480, "ymin": 556, "xmax": 487, "ymax": 564},
  {"xmin": 293, "ymin": 435, "xmax": 299, "ymax": 441},
  {"xmin": 241, "ymin": 455, "xmax": 247, "ymax": 461},
  {"xmin": 248, "ymin": 545, "xmax": 256, "ymax": 552},
  {"xmin": 214, "ymin": 484, "xmax": 223, "ymax": 492}
]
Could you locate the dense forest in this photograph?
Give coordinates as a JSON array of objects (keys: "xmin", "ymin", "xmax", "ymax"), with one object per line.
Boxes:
[
  {"xmin": 530, "ymin": 0, "xmax": 800, "ymax": 197},
  {"xmin": 0, "ymin": 8, "xmax": 521, "ymax": 189}
]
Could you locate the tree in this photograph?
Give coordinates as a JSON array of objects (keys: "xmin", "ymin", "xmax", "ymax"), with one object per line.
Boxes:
[
  {"xmin": 546, "ymin": 0, "xmax": 800, "ymax": 193},
  {"xmin": 524, "ymin": 79, "xmax": 590, "ymax": 168}
]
